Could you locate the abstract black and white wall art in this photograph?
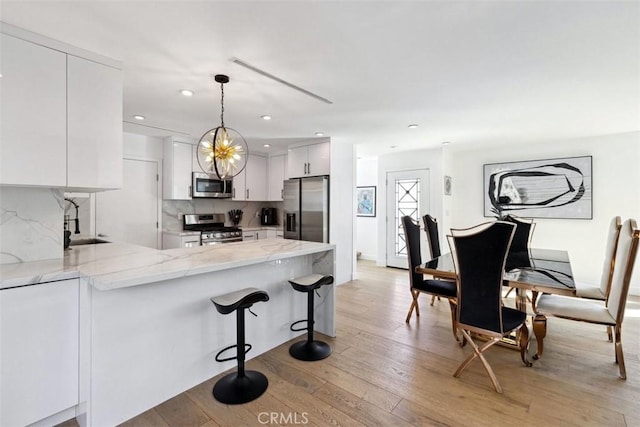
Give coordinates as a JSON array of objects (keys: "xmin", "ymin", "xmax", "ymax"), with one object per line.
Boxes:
[{"xmin": 483, "ymin": 156, "xmax": 592, "ymax": 219}]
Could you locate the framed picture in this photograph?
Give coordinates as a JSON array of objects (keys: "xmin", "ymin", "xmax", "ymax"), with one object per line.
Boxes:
[
  {"xmin": 356, "ymin": 186, "xmax": 376, "ymax": 217},
  {"xmin": 444, "ymin": 175, "xmax": 452, "ymax": 195},
  {"xmin": 483, "ymin": 155, "xmax": 592, "ymax": 219}
]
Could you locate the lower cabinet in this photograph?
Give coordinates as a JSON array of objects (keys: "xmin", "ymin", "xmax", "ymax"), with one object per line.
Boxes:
[
  {"xmin": 0, "ymin": 279, "xmax": 80, "ymax": 427},
  {"xmin": 162, "ymin": 232, "xmax": 201, "ymax": 249}
]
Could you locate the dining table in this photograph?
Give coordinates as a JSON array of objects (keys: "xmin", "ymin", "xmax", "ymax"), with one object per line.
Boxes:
[{"xmin": 416, "ymin": 248, "xmax": 576, "ymax": 360}]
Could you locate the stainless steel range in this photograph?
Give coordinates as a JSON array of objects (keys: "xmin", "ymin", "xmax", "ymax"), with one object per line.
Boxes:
[{"xmin": 183, "ymin": 213, "xmax": 243, "ymax": 245}]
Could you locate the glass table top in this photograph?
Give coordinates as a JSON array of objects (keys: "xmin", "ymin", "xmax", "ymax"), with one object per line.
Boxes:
[{"xmin": 419, "ymin": 248, "xmax": 575, "ymax": 295}]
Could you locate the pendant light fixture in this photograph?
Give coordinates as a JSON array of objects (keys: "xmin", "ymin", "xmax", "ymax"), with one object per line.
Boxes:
[{"xmin": 197, "ymin": 74, "xmax": 249, "ymax": 179}]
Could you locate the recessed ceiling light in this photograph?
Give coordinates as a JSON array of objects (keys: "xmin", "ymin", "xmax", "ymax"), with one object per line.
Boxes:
[
  {"xmin": 180, "ymin": 89, "xmax": 194, "ymax": 97},
  {"xmin": 315, "ymin": 132, "xmax": 324, "ymax": 136},
  {"xmin": 408, "ymin": 124, "xmax": 419, "ymax": 129},
  {"xmin": 263, "ymin": 144, "xmax": 271, "ymax": 148},
  {"xmin": 390, "ymin": 145, "xmax": 397, "ymax": 149},
  {"xmin": 133, "ymin": 115, "xmax": 145, "ymax": 121},
  {"xmin": 442, "ymin": 141, "xmax": 451, "ymax": 145},
  {"xmin": 261, "ymin": 115, "xmax": 271, "ymax": 120}
]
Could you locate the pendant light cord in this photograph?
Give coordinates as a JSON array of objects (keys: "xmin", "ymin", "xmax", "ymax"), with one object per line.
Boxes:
[{"xmin": 220, "ymin": 81, "xmax": 225, "ymax": 128}]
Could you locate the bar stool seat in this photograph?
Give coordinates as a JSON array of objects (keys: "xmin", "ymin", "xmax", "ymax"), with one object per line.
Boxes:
[
  {"xmin": 211, "ymin": 287, "xmax": 269, "ymax": 314},
  {"xmin": 210, "ymin": 287, "xmax": 269, "ymax": 404},
  {"xmin": 288, "ymin": 274, "xmax": 334, "ymax": 361}
]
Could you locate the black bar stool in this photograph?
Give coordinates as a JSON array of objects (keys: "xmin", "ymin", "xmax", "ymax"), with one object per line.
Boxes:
[
  {"xmin": 210, "ymin": 287, "xmax": 269, "ymax": 404},
  {"xmin": 288, "ymin": 274, "xmax": 334, "ymax": 361}
]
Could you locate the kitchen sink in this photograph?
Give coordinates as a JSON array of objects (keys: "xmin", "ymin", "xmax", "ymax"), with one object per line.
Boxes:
[{"xmin": 69, "ymin": 238, "xmax": 111, "ymax": 246}]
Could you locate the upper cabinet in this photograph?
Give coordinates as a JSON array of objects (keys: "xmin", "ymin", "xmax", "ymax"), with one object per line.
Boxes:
[
  {"xmin": 67, "ymin": 56, "xmax": 123, "ymax": 190},
  {"xmin": 0, "ymin": 34, "xmax": 67, "ymax": 187},
  {"xmin": 233, "ymin": 154, "xmax": 268, "ymax": 201},
  {"xmin": 0, "ymin": 28, "xmax": 123, "ymax": 191},
  {"xmin": 163, "ymin": 138, "xmax": 193, "ymax": 200},
  {"xmin": 268, "ymin": 154, "xmax": 286, "ymax": 201},
  {"xmin": 287, "ymin": 142, "xmax": 330, "ymax": 178}
]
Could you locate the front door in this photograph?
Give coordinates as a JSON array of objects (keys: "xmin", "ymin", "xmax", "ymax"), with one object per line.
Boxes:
[{"xmin": 385, "ymin": 169, "xmax": 430, "ymax": 268}]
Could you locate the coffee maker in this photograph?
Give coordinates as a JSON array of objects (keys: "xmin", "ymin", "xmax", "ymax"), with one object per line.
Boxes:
[{"xmin": 260, "ymin": 207, "xmax": 278, "ymax": 226}]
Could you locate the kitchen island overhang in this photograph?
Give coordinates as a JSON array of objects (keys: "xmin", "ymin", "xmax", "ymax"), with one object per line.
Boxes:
[{"xmin": 77, "ymin": 239, "xmax": 335, "ymax": 427}]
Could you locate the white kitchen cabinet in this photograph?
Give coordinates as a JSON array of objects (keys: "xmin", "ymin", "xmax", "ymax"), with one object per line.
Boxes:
[
  {"xmin": 67, "ymin": 55, "xmax": 123, "ymax": 190},
  {"xmin": 162, "ymin": 232, "xmax": 201, "ymax": 249},
  {"xmin": 0, "ymin": 33, "xmax": 67, "ymax": 187},
  {"xmin": 163, "ymin": 138, "xmax": 193, "ymax": 200},
  {"xmin": 0, "ymin": 279, "xmax": 80, "ymax": 427},
  {"xmin": 233, "ymin": 154, "xmax": 267, "ymax": 201},
  {"xmin": 242, "ymin": 230, "xmax": 256, "ymax": 241},
  {"xmin": 287, "ymin": 142, "xmax": 330, "ymax": 178},
  {"xmin": 0, "ymin": 30, "xmax": 123, "ymax": 191},
  {"xmin": 268, "ymin": 154, "xmax": 286, "ymax": 201},
  {"xmin": 266, "ymin": 228, "xmax": 284, "ymax": 239}
]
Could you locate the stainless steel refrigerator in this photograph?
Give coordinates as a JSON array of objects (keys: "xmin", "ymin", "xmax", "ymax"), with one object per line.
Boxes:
[{"xmin": 283, "ymin": 176, "xmax": 329, "ymax": 243}]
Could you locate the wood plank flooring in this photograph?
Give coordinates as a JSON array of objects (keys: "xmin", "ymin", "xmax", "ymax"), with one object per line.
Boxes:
[{"xmin": 71, "ymin": 261, "xmax": 640, "ymax": 426}]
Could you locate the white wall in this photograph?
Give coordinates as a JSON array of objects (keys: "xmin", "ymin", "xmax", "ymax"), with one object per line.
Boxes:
[
  {"xmin": 123, "ymin": 132, "xmax": 163, "ymax": 159},
  {"xmin": 450, "ymin": 131, "xmax": 640, "ymax": 295},
  {"xmin": 376, "ymin": 147, "xmax": 445, "ymax": 266},
  {"xmin": 330, "ymin": 141, "xmax": 355, "ymax": 284},
  {"xmin": 356, "ymin": 157, "xmax": 378, "ymax": 260}
]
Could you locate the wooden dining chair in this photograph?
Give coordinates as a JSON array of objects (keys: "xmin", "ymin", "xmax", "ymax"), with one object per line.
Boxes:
[
  {"xmin": 401, "ymin": 216, "xmax": 458, "ymax": 340},
  {"xmin": 448, "ymin": 221, "xmax": 532, "ymax": 393},
  {"xmin": 533, "ymin": 218, "xmax": 639, "ymax": 379}
]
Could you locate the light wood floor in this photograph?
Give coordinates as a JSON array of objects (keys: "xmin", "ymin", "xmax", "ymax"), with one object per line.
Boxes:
[{"xmin": 67, "ymin": 260, "xmax": 640, "ymax": 426}]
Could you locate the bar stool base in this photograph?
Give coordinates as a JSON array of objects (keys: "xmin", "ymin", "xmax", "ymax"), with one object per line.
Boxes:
[
  {"xmin": 289, "ymin": 340, "xmax": 332, "ymax": 361},
  {"xmin": 212, "ymin": 370, "xmax": 268, "ymax": 404}
]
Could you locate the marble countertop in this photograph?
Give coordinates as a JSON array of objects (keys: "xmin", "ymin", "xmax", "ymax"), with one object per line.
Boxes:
[
  {"xmin": 0, "ymin": 239, "xmax": 334, "ymax": 291},
  {"xmin": 161, "ymin": 230, "xmax": 201, "ymax": 236}
]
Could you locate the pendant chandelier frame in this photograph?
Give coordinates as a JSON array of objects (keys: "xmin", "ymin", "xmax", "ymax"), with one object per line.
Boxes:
[{"xmin": 197, "ymin": 74, "xmax": 249, "ymax": 180}]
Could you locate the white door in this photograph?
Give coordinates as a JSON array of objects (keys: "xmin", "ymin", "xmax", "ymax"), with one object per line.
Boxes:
[
  {"xmin": 96, "ymin": 158, "xmax": 160, "ymax": 249},
  {"xmin": 386, "ymin": 169, "xmax": 430, "ymax": 268}
]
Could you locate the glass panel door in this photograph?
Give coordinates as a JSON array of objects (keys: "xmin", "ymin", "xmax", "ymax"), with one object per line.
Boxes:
[{"xmin": 386, "ymin": 169, "xmax": 430, "ymax": 268}]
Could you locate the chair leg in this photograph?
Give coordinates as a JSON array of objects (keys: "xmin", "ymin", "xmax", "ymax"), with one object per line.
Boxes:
[
  {"xmin": 607, "ymin": 326, "xmax": 613, "ymax": 342},
  {"xmin": 405, "ymin": 290, "xmax": 420, "ymax": 323},
  {"xmin": 614, "ymin": 325, "xmax": 626, "ymax": 380},
  {"xmin": 430, "ymin": 295, "xmax": 436, "ymax": 306},
  {"xmin": 448, "ymin": 299, "xmax": 459, "ymax": 342},
  {"xmin": 454, "ymin": 330, "xmax": 503, "ymax": 393}
]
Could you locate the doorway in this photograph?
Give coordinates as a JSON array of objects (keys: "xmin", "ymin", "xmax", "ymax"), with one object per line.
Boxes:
[
  {"xmin": 95, "ymin": 157, "xmax": 161, "ymax": 249},
  {"xmin": 385, "ymin": 169, "xmax": 430, "ymax": 268}
]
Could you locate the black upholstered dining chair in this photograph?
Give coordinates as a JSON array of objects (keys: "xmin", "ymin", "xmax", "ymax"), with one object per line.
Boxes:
[
  {"xmin": 502, "ymin": 214, "xmax": 535, "ymax": 298},
  {"xmin": 448, "ymin": 221, "xmax": 532, "ymax": 393},
  {"xmin": 533, "ymin": 218, "xmax": 639, "ymax": 379},
  {"xmin": 502, "ymin": 214, "xmax": 535, "ymax": 253},
  {"xmin": 423, "ymin": 214, "xmax": 442, "ymax": 259},
  {"xmin": 422, "ymin": 214, "xmax": 451, "ymax": 306},
  {"xmin": 402, "ymin": 216, "xmax": 458, "ymax": 340}
]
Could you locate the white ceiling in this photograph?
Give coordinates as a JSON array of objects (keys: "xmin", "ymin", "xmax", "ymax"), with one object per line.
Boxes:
[{"xmin": 1, "ymin": 1, "xmax": 638, "ymax": 157}]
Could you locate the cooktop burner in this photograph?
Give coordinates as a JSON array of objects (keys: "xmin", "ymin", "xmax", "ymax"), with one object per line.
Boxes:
[
  {"xmin": 183, "ymin": 213, "xmax": 240, "ymax": 232},
  {"xmin": 183, "ymin": 213, "xmax": 243, "ymax": 244}
]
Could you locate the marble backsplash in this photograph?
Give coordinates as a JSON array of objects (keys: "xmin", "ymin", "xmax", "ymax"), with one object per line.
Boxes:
[
  {"xmin": 0, "ymin": 187, "xmax": 64, "ymax": 264},
  {"xmin": 162, "ymin": 199, "xmax": 282, "ymax": 232}
]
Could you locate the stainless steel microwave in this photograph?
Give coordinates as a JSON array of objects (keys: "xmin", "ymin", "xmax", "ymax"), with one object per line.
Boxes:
[{"xmin": 191, "ymin": 172, "xmax": 233, "ymax": 198}]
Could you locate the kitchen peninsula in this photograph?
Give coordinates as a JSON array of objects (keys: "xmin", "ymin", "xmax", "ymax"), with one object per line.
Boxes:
[{"xmin": 0, "ymin": 239, "xmax": 335, "ymax": 427}]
